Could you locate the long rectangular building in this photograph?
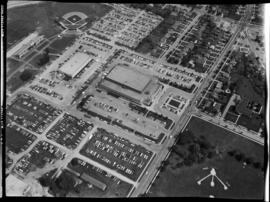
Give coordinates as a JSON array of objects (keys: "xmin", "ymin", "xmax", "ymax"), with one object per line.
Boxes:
[
  {"xmin": 7, "ymin": 32, "xmax": 44, "ymax": 58},
  {"xmin": 59, "ymin": 52, "xmax": 92, "ymax": 78},
  {"xmin": 80, "ymin": 173, "xmax": 107, "ymax": 191}
]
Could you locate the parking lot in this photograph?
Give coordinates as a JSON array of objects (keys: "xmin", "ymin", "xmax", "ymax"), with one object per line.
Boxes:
[
  {"xmin": 77, "ymin": 91, "xmax": 167, "ymax": 144},
  {"xmin": 26, "ymin": 33, "xmax": 115, "ymax": 106},
  {"xmin": 46, "ymin": 113, "xmax": 94, "ymax": 150},
  {"xmin": 88, "ymin": 5, "xmax": 141, "ymax": 41},
  {"xmin": 6, "ymin": 123, "xmax": 37, "ymax": 154},
  {"xmin": 12, "ymin": 140, "xmax": 66, "ymax": 177},
  {"xmin": 7, "ymin": 93, "xmax": 62, "ymax": 134},
  {"xmin": 115, "ymin": 11, "xmax": 163, "ymax": 48},
  {"xmin": 80, "ymin": 128, "xmax": 154, "ymax": 181}
]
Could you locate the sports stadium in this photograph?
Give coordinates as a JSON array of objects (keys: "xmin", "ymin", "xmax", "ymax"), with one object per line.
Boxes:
[{"xmin": 57, "ymin": 11, "xmax": 88, "ymax": 31}]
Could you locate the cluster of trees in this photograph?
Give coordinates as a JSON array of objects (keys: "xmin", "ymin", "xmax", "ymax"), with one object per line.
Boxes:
[
  {"xmin": 39, "ymin": 170, "xmax": 78, "ymax": 197},
  {"xmin": 20, "ymin": 69, "xmax": 33, "ymax": 82},
  {"xmin": 135, "ymin": 14, "xmax": 177, "ymax": 54},
  {"xmin": 231, "ymin": 52, "xmax": 266, "ymax": 98},
  {"xmin": 180, "ymin": 15, "xmax": 223, "ymax": 73},
  {"xmin": 37, "ymin": 48, "xmax": 50, "ymax": 67},
  {"xmin": 227, "ymin": 149, "xmax": 264, "ymax": 171},
  {"xmin": 168, "ymin": 131, "xmax": 216, "ymax": 168}
]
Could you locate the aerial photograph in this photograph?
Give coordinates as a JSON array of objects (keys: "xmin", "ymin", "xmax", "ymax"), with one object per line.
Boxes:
[{"xmin": 5, "ymin": 1, "xmax": 267, "ymax": 199}]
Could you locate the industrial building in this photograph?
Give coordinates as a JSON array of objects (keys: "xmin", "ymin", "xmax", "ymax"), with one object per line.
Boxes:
[{"xmin": 59, "ymin": 52, "xmax": 92, "ymax": 78}]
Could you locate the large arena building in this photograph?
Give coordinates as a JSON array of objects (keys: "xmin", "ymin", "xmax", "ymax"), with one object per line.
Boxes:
[
  {"xmin": 105, "ymin": 65, "xmax": 151, "ymax": 93},
  {"xmin": 100, "ymin": 65, "xmax": 160, "ymax": 104},
  {"xmin": 59, "ymin": 52, "xmax": 92, "ymax": 78}
]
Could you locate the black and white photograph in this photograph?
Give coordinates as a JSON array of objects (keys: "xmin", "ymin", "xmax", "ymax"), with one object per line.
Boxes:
[{"xmin": 2, "ymin": 1, "xmax": 269, "ymax": 199}]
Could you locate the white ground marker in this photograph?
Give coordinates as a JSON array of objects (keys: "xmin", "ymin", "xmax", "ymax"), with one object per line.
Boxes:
[{"xmin": 197, "ymin": 168, "xmax": 228, "ymax": 190}]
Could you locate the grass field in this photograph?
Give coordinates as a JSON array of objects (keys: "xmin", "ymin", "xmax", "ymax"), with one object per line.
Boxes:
[
  {"xmin": 7, "ymin": 58, "xmax": 24, "ymax": 76},
  {"xmin": 7, "ymin": 68, "xmax": 39, "ymax": 93},
  {"xmin": 48, "ymin": 35, "xmax": 77, "ymax": 54},
  {"xmin": 148, "ymin": 116, "xmax": 264, "ymax": 199},
  {"xmin": 7, "ymin": 2, "xmax": 112, "ymax": 49}
]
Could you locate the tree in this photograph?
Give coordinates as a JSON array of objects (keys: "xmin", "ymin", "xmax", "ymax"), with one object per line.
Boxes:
[
  {"xmin": 70, "ymin": 158, "xmax": 78, "ymax": 167},
  {"xmin": 244, "ymin": 157, "xmax": 254, "ymax": 165},
  {"xmin": 227, "ymin": 149, "xmax": 237, "ymax": 157},
  {"xmin": 183, "ymin": 158, "xmax": 193, "ymax": 166},
  {"xmin": 253, "ymin": 162, "xmax": 262, "ymax": 169},
  {"xmin": 235, "ymin": 152, "xmax": 245, "ymax": 162},
  {"xmin": 20, "ymin": 69, "xmax": 33, "ymax": 81},
  {"xmin": 38, "ymin": 176, "xmax": 51, "ymax": 187}
]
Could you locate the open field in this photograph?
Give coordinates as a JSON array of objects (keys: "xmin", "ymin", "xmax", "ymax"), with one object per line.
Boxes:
[
  {"xmin": 148, "ymin": 116, "xmax": 264, "ymax": 199},
  {"xmin": 48, "ymin": 35, "xmax": 77, "ymax": 54},
  {"xmin": 7, "ymin": 58, "xmax": 25, "ymax": 76}
]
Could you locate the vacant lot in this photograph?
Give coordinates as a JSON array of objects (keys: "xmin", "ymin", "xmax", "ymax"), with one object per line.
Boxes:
[
  {"xmin": 148, "ymin": 116, "xmax": 264, "ymax": 199},
  {"xmin": 7, "ymin": 2, "xmax": 112, "ymax": 49}
]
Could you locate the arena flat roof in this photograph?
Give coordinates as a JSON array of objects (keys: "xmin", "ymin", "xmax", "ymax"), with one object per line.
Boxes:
[
  {"xmin": 59, "ymin": 52, "xmax": 91, "ymax": 78},
  {"xmin": 106, "ymin": 65, "xmax": 151, "ymax": 92}
]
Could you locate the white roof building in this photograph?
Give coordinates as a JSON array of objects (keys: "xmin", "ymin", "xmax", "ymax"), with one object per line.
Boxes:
[{"xmin": 59, "ymin": 52, "xmax": 92, "ymax": 78}]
